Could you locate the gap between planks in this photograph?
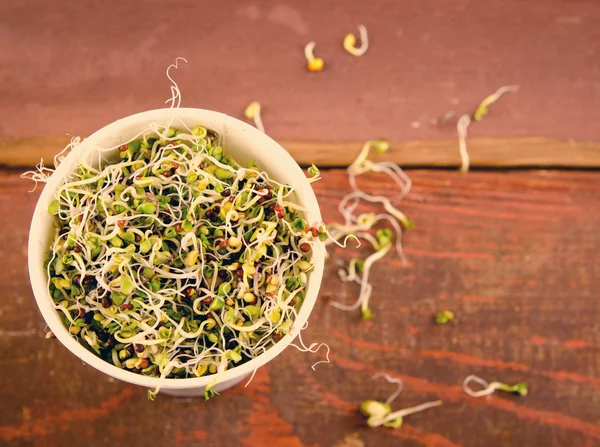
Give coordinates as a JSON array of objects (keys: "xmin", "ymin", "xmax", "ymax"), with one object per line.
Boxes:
[{"xmin": 1, "ymin": 136, "xmax": 600, "ymax": 169}]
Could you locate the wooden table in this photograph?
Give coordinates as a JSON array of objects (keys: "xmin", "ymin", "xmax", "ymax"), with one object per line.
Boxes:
[
  {"xmin": 2, "ymin": 169, "xmax": 600, "ymax": 447},
  {"xmin": 1, "ymin": 1, "xmax": 600, "ymax": 446}
]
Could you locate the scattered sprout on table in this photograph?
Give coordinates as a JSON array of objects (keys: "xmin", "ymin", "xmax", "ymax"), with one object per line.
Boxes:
[
  {"xmin": 343, "ymin": 25, "xmax": 369, "ymax": 57},
  {"xmin": 473, "ymin": 85, "xmax": 519, "ymax": 122},
  {"xmin": 434, "ymin": 310, "xmax": 455, "ymax": 325},
  {"xmin": 457, "ymin": 85, "xmax": 519, "ymax": 172},
  {"xmin": 457, "ymin": 114, "xmax": 471, "ymax": 173},
  {"xmin": 304, "ymin": 41, "xmax": 325, "ymax": 72},
  {"xmin": 41, "ymin": 121, "xmax": 320, "ymax": 399},
  {"xmin": 463, "ymin": 375, "xmax": 528, "ymax": 397},
  {"xmin": 325, "ymin": 140, "xmax": 413, "ymax": 318},
  {"xmin": 360, "ymin": 372, "xmax": 442, "ymax": 429},
  {"xmin": 244, "ymin": 101, "xmax": 265, "ymax": 133},
  {"xmin": 362, "ymin": 399, "xmax": 443, "ymax": 428}
]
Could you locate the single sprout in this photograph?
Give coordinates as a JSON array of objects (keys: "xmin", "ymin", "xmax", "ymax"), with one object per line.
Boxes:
[
  {"xmin": 360, "ymin": 373, "xmax": 441, "ymax": 429},
  {"xmin": 364, "ymin": 400, "xmax": 443, "ymax": 428},
  {"xmin": 463, "ymin": 375, "xmax": 528, "ymax": 397},
  {"xmin": 306, "ymin": 164, "xmax": 321, "ymax": 183},
  {"xmin": 244, "ymin": 101, "xmax": 265, "ymax": 133},
  {"xmin": 204, "ymin": 388, "xmax": 220, "ymax": 401},
  {"xmin": 473, "ymin": 85, "xmax": 520, "ymax": 121},
  {"xmin": 456, "ymin": 114, "xmax": 471, "ymax": 173},
  {"xmin": 457, "ymin": 85, "xmax": 519, "ymax": 173},
  {"xmin": 434, "ymin": 310, "xmax": 455, "ymax": 325},
  {"xmin": 304, "ymin": 41, "xmax": 324, "ymax": 72},
  {"xmin": 307, "ymin": 164, "xmax": 320, "ymax": 176},
  {"xmin": 343, "ymin": 25, "xmax": 369, "ymax": 57}
]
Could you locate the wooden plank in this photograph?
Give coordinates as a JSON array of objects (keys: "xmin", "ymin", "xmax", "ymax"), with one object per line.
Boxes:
[
  {"xmin": 3, "ymin": 136, "xmax": 600, "ymax": 169},
  {"xmin": 2, "ymin": 168, "xmax": 600, "ymax": 447},
  {"xmin": 1, "ymin": 0, "xmax": 600, "ymax": 153}
]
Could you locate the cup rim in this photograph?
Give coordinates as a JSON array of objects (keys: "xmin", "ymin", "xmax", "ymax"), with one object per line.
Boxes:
[{"xmin": 28, "ymin": 108, "xmax": 324, "ymax": 389}]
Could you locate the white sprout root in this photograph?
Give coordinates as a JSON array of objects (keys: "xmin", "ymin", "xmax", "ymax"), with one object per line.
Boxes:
[
  {"xmin": 344, "ymin": 25, "xmax": 369, "ymax": 57},
  {"xmin": 473, "ymin": 85, "xmax": 520, "ymax": 121},
  {"xmin": 367, "ymin": 400, "xmax": 443, "ymax": 428},
  {"xmin": 457, "ymin": 114, "xmax": 471, "ymax": 173},
  {"xmin": 372, "ymin": 372, "xmax": 404, "ymax": 405},
  {"xmin": 290, "ymin": 322, "xmax": 331, "ymax": 370},
  {"xmin": 20, "ymin": 159, "xmax": 56, "ymax": 192},
  {"xmin": 463, "ymin": 375, "xmax": 496, "ymax": 397},
  {"xmin": 304, "ymin": 41, "xmax": 317, "ymax": 63},
  {"xmin": 165, "ymin": 57, "xmax": 188, "ymax": 109},
  {"xmin": 244, "ymin": 367, "xmax": 259, "ymax": 388}
]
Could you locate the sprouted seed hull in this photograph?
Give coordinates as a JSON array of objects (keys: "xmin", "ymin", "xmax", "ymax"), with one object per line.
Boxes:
[{"xmin": 45, "ymin": 124, "xmax": 316, "ymax": 387}]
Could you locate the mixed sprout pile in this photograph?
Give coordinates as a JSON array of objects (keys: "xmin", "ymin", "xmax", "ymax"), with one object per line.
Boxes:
[{"xmin": 44, "ymin": 123, "xmax": 322, "ymax": 398}]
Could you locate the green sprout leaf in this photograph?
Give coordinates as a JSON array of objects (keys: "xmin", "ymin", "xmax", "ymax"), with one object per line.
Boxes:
[
  {"xmin": 48, "ymin": 200, "xmax": 60, "ymax": 215},
  {"xmin": 383, "ymin": 417, "xmax": 403, "ymax": 429},
  {"xmin": 361, "ymin": 308, "xmax": 374, "ymax": 320},
  {"xmin": 204, "ymin": 388, "xmax": 220, "ymax": 401},
  {"xmin": 292, "ymin": 218, "xmax": 307, "ymax": 232},
  {"xmin": 375, "ymin": 228, "xmax": 393, "ymax": 249},
  {"xmin": 371, "ymin": 140, "xmax": 390, "ymax": 153},
  {"xmin": 434, "ymin": 310, "xmax": 455, "ymax": 325}
]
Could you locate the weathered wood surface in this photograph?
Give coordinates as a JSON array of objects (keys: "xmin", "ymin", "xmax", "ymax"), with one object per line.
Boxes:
[
  {"xmin": 4, "ymin": 137, "xmax": 600, "ymax": 169},
  {"xmin": 1, "ymin": 168, "xmax": 599, "ymax": 447},
  {"xmin": 1, "ymin": 0, "xmax": 600, "ymax": 167}
]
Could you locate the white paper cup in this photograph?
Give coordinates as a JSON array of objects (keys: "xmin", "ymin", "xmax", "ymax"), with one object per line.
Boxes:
[{"xmin": 28, "ymin": 108, "xmax": 324, "ymax": 397}]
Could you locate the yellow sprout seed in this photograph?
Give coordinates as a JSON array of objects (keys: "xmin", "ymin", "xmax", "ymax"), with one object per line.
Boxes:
[{"xmin": 228, "ymin": 237, "xmax": 242, "ymax": 249}]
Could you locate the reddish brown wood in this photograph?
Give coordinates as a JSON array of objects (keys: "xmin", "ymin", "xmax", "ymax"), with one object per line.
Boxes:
[
  {"xmin": 1, "ymin": 168, "xmax": 599, "ymax": 447},
  {"xmin": 4, "ymin": 136, "xmax": 600, "ymax": 169},
  {"xmin": 1, "ymin": 0, "xmax": 600, "ymax": 154}
]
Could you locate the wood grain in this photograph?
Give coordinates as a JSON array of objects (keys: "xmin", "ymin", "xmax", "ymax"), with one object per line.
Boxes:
[
  {"xmin": 1, "ymin": 168, "xmax": 599, "ymax": 447},
  {"xmin": 3, "ymin": 136, "xmax": 600, "ymax": 169},
  {"xmin": 1, "ymin": 0, "xmax": 600, "ymax": 157}
]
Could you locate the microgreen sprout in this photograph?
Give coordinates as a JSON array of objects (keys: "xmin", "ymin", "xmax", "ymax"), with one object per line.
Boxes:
[
  {"xmin": 306, "ymin": 164, "xmax": 321, "ymax": 183},
  {"xmin": 463, "ymin": 375, "xmax": 528, "ymax": 397},
  {"xmin": 244, "ymin": 101, "xmax": 265, "ymax": 133},
  {"xmin": 304, "ymin": 41, "xmax": 324, "ymax": 72},
  {"xmin": 434, "ymin": 310, "xmax": 455, "ymax": 325},
  {"xmin": 360, "ymin": 372, "xmax": 441, "ymax": 429},
  {"xmin": 343, "ymin": 25, "xmax": 369, "ymax": 57},
  {"xmin": 204, "ymin": 387, "xmax": 220, "ymax": 401},
  {"xmin": 473, "ymin": 85, "xmax": 519, "ymax": 121},
  {"xmin": 363, "ymin": 400, "xmax": 443, "ymax": 428},
  {"xmin": 457, "ymin": 85, "xmax": 519, "ymax": 172},
  {"xmin": 37, "ymin": 119, "xmax": 320, "ymax": 400},
  {"xmin": 324, "ymin": 139, "xmax": 414, "ymax": 318}
]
